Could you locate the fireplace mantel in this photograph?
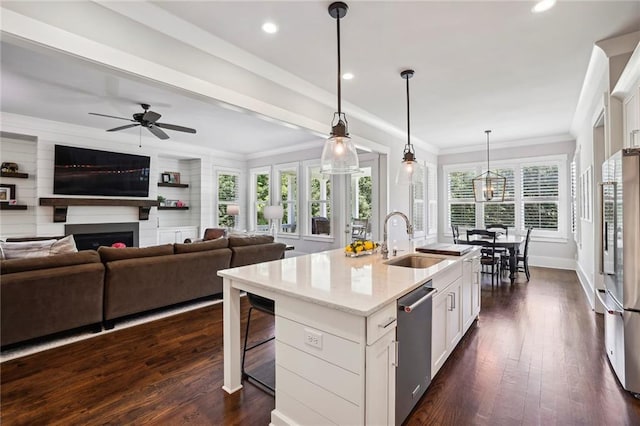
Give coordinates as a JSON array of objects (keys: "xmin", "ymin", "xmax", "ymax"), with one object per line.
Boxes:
[{"xmin": 39, "ymin": 198, "xmax": 159, "ymax": 223}]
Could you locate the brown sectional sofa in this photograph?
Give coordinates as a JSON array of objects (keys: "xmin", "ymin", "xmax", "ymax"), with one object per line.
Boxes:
[
  {"xmin": 0, "ymin": 235, "xmax": 286, "ymax": 347},
  {"xmin": 1, "ymin": 251, "xmax": 105, "ymax": 347}
]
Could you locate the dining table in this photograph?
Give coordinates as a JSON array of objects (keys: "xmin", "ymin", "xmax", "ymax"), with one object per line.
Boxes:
[{"xmin": 460, "ymin": 232, "xmax": 525, "ymax": 284}]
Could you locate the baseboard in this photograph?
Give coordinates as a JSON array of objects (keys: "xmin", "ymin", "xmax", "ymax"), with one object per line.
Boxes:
[
  {"xmin": 529, "ymin": 255, "xmax": 576, "ymax": 270},
  {"xmin": 575, "ymin": 261, "xmax": 595, "ymax": 309}
]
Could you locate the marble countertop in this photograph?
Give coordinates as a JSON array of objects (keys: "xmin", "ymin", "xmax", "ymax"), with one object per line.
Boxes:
[{"xmin": 219, "ymin": 244, "xmax": 477, "ymax": 317}]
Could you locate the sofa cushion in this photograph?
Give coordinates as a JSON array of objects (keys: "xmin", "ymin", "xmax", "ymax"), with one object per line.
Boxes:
[
  {"xmin": 228, "ymin": 235, "xmax": 274, "ymax": 247},
  {"xmin": 98, "ymin": 244, "xmax": 174, "ymax": 263},
  {"xmin": 50, "ymin": 235, "xmax": 78, "ymax": 256},
  {"xmin": 230, "ymin": 242, "xmax": 286, "ymax": 268},
  {"xmin": 174, "ymin": 237, "xmax": 229, "ymax": 253},
  {"xmin": 0, "ymin": 239, "xmax": 58, "ymax": 260},
  {"xmin": 203, "ymin": 228, "xmax": 227, "ymax": 240},
  {"xmin": 1, "ymin": 250, "xmax": 101, "ymax": 275}
]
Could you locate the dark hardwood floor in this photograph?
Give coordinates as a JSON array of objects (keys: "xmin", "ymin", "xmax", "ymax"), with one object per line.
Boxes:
[{"xmin": 2, "ymin": 267, "xmax": 639, "ymax": 425}]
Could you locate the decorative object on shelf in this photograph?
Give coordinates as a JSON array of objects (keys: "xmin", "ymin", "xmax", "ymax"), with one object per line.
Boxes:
[
  {"xmin": 176, "ymin": 200, "xmax": 185, "ymax": 208},
  {"xmin": 320, "ymin": 1, "xmax": 359, "ymax": 175},
  {"xmin": 157, "ymin": 195, "xmax": 166, "ymax": 207},
  {"xmin": 165, "ymin": 172, "xmax": 181, "ymax": 184},
  {"xmin": 1, "ymin": 162, "xmax": 19, "ymax": 173},
  {"xmin": 472, "ymin": 130, "xmax": 506, "ymax": 202},
  {"xmin": 0, "ymin": 183, "xmax": 16, "ymax": 202},
  {"xmin": 264, "ymin": 205, "xmax": 284, "ymax": 240},
  {"xmin": 161, "ymin": 173, "xmax": 171, "ymax": 183},
  {"xmin": 396, "ymin": 69, "xmax": 423, "ymax": 185},
  {"xmin": 345, "ymin": 239, "xmax": 379, "ymax": 257}
]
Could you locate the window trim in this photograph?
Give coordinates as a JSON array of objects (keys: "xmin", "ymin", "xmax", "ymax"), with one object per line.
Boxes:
[
  {"xmin": 249, "ymin": 166, "xmax": 271, "ymax": 233},
  {"xmin": 215, "ymin": 168, "xmax": 241, "ymax": 229},
  {"xmin": 303, "ymin": 159, "xmax": 334, "ymax": 240}
]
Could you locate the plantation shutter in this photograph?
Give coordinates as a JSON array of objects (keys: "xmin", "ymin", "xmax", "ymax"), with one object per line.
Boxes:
[
  {"xmin": 448, "ymin": 170, "xmax": 476, "ymax": 228},
  {"xmin": 521, "ymin": 164, "xmax": 559, "ymax": 230},
  {"xmin": 426, "ymin": 164, "xmax": 438, "ymax": 235},
  {"xmin": 483, "ymin": 168, "xmax": 515, "ymax": 227}
]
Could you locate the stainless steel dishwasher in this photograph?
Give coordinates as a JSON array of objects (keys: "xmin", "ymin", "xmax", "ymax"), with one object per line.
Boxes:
[{"xmin": 396, "ymin": 281, "xmax": 435, "ymax": 425}]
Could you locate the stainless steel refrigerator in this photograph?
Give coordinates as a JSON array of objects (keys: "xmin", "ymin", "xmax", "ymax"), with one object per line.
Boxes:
[{"xmin": 599, "ymin": 147, "xmax": 640, "ymax": 397}]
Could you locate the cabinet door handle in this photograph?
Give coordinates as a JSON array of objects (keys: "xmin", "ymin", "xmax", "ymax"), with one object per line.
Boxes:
[
  {"xmin": 448, "ymin": 293, "xmax": 454, "ymax": 311},
  {"xmin": 452, "ymin": 293, "xmax": 456, "ymax": 310},
  {"xmin": 392, "ymin": 340, "xmax": 399, "ymax": 367}
]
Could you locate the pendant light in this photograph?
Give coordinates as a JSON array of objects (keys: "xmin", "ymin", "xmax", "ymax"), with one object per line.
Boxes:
[
  {"xmin": 472, "ymin": 130, "xmax": 506, "ymax": 202},
  {"xmin": 320, "ymin": 2, "xmax": 359, "ymax": 175},
  {"xmin": 396, "ymin": 69, "xmax": 423, "ymax": 185}
]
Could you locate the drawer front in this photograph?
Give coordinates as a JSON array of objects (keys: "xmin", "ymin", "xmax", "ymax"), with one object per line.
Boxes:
[
  {"xmin": 277, "ymin": 365, "xmax": 362, "ymax": 425},
  {"xmin": 366, "ymin": 302, "xmax": 397, "ymax": 346},
  {"xmin": 431, "ymin": 262, "xmax": 462, "ymax": 291},
  {"xmin": 276, "ymin": 316, "xmax": 362, "ymax": 374},
  {"xmin": 276, "ymin": 342, "xmax": 362, "ymax": 405}
]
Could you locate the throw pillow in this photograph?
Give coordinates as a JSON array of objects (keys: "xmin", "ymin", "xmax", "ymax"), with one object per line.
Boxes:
[
  {"xmin": 49, "ymin": 235, "xmax": 78, "ymax": 256},
  {"xmin": 0, "ymin": 239, "xmax": 58, "ymax": 260}
]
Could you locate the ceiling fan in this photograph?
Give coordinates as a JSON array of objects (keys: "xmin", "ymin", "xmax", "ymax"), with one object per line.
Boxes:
[{"xmin": 89, "ymin": 103, "xmax": 196, "ymax": 140}]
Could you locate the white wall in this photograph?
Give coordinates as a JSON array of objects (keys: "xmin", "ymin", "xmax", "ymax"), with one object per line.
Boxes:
[{"xmin": 438, "ymin": 139, "xmax": 577, "ymax": 270}]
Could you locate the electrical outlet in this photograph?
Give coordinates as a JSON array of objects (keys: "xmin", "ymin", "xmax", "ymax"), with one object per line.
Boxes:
[{"xmin": 304, "ymin": 328, "xmax": 322, "ymax": 349}]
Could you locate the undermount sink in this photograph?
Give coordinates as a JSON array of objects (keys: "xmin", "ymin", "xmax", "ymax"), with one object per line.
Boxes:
[{"xmin": 385, "ymin": 254, "xmax": 445, "ymax": 269}]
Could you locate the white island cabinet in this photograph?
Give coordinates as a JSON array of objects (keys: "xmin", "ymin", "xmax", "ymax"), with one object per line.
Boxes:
[{"xmin": 219, "ymin": 247, "xmax": 480, "ymax": 426}]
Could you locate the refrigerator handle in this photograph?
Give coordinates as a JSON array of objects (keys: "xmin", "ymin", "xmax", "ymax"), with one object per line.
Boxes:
[{"xmin": 599, "ymin": 183, "xmax": 605, "ymax": 275}]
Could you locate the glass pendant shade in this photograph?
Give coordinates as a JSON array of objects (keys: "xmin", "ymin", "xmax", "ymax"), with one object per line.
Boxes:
[
  {"xmin": 395, "ymin": 150, "xmax": 424, "ymax": 185},
  {"xmin": 472, "ymin": 171, "xmax": 506, "ymax": 202}
]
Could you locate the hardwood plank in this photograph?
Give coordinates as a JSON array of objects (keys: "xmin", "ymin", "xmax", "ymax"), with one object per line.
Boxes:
[{"xmin": 2, "ymin": 267, "xmax": 639, "ymax": 425}]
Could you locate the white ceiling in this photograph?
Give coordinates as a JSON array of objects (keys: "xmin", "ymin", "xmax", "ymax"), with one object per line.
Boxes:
[{"xmin": 1, "ymin": 1, "xmax": 639, "ymax": 154}]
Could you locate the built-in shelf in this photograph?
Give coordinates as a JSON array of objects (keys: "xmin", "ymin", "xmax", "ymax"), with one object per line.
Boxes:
[
  {"xmin": 39, "ymin": 198, "xmax": 159, "ymax": 222},
  {"xmin": 0, "ymin": 204, "xmax": 27, "ymax": 210},
  {"xmin": 1, "ymin": 171, "xmax": 29, "ymax": 179},
  {"xmin": 158, "ymin": 206, "xmax": 189, "ymax": 210},
  {"xmin": 158, "ymin": 182, "xmax": 189, "ymax": 188}
]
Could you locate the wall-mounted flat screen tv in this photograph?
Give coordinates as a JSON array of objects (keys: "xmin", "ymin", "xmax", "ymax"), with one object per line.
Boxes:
[{"xmin": 54, "ymin": 145, "xmax": 150, "ymax": 197}]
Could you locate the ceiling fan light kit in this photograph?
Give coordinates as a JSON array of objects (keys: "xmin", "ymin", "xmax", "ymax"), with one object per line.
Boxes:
[
  {"xmin": 396, "ymin": 69, "xmax": 423, "ymax": 186},
  {"xmin": 472, "ymin": 130, "xmax": 506, "ymax": 203},
  {"xmin": 89, "ymin": 103, "xmax": 196, "ymax": 140},
  {"xmin": 320, "ymin": 1, "xmax": 359, "ymax": 175}
]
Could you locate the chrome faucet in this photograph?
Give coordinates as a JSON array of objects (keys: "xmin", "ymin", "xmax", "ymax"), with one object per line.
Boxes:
[{"xmin": 381, "ymin": 211, "xmax": 413, "ymax": 259}]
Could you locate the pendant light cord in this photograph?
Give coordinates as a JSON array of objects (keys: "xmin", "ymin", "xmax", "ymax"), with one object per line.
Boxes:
[
  {"xmin": 406, "ymin": 75, "xmax": 411, "ymax": 149},
  {"xmin": 485, "ymin": 130, "xmax": 491, "ymax": 173},
  {"xmin": 336, "ymin": 14, "xmax": 342, "ymax": 115}
]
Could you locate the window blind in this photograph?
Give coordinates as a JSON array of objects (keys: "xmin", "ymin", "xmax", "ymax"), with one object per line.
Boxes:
[
  {"xmin": 448, "ymin": 170, "xmax": 476, "ymax": 227},
  {"xmin": 521, "ymin": 164, "xmax": 559, "ymax": 230}
]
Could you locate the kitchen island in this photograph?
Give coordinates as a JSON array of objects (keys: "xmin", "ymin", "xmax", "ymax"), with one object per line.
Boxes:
[{"xmin": 219, "ymin": 246, "xmax": 481, "ymax": 425}]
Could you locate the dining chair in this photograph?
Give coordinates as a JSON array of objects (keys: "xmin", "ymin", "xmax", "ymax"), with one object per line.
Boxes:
[
  {"xmin": 517, "ymin": 228, "xmax": 533, "ymax": 281},
  {"xmin": 351, "ymin": 218, "xmax": 369, "ymax": 241},
  {"xmin": 466, "ymin": 229, "xmax": 501, "ymax": 286},
  {"xmin": 242, "ymin": 294, "xmax": 275, "ymax": 395},
  {"xmin": 451, "ymin": 224, "xmax": 460, "ymax": 244},
  {"xmin": 485, "ymin": 224, "xmax": 509, "ymax": 273}
]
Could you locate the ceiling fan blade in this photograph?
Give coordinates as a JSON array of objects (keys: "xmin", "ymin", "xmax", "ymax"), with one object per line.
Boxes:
[
  {"xmin": 142, "ymin": 110, "xmax": 161, "ymax": 123},
  {"xmin": 107, "ymin": 123, "xmax": 140, "ymax": 132},
  {"xmin": 155, "ymin": 122, "xmax": 197, "ymax": 134},
  {"xmin": 89, "ymin": 112, "xmax": 135, "ymax": 122},
  {"xmin": 147, "ymin": 125, "xmax": 170, "ymax": 140}
]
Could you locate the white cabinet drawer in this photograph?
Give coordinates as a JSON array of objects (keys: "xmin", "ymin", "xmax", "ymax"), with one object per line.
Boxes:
[
  {"xmin": 366, "ymin": 302, "xmax": 397, "ymax": 346},
  {"xmin": 276, "ymin": 316, "xmax": 362, "ymax": 374}
]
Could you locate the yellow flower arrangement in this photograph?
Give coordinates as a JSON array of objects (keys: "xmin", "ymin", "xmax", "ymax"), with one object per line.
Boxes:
[{"xmin": 345, "ymin": 239, "xmax": 379, "ymax": 257}]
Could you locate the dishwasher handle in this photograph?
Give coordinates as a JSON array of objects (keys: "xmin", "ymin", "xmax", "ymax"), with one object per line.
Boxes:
[{"xmin": 398, "ymin": 287, "xmax": 435, "ymax": 313}]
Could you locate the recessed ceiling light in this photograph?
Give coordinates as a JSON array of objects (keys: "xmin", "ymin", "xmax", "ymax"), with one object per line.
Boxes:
[
  {"xmin": 532, "ymin": 0, "xmax": 556, "ymax": 13},
  {"xmin": 342, "ymin": 72, "xmax": 354, "ymax": 80},
  {"xmin": 262, "ymin": 22, "xmax": 278, "ymax": 34}
]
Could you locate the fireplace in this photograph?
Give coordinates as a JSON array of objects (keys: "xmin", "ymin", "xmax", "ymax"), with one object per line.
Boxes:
[{"xmin": 65, "ymin": 223, "xmax": 139, "ymax": 251}]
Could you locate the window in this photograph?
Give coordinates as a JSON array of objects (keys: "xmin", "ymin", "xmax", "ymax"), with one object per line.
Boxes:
[
  {"xmin": 483, "ymin": 168, "xmax": 515, "ymax": 227},
  {"xmin": 412, "ymin": 170, "xmax": 425, "ymax": 236},
  {"xmin": 275, "ymin": 163, "xmax": 298, "ymax": 234},
  {"xmin": 250, "ymin": 167, "xmax": 270, "ymax": 232},
  {"xmin": 307, "ymin": 164, "xmax": 331, "ymax": 236},
  {"xmin": 521, "ymin": 164, "xmax": 559, "ymax": 231},
  {"xmin": 444, "ymin": 155, "xmax": 566, "ymax": 239},
  {"xmin": 216, "ymin": 171, "xmax": 239, "ymax": 228},
  {"xmin": 426, "ymin": 164, "xmax": 438, "ymax": 236},
  {"xmin": 447, "ymin": 169, "xmax": 476, "ymax": 228}
]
